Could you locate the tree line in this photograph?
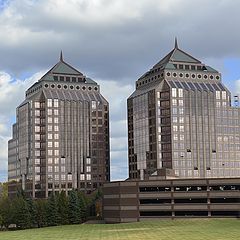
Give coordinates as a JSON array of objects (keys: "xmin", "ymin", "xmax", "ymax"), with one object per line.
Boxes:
[{"xmin": 0, "ymin": 189, "xmax": 102, "ymax": 230}]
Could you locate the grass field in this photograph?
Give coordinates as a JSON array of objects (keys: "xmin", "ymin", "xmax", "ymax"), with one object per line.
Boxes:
[{"xmin": 0, "ymin": 219, "xmax": 239, "ymax": 240}]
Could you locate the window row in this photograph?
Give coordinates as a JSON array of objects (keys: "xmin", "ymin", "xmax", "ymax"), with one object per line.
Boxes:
[
  {"xmin": 48, "ymin": 109, "xmax": 59, "ymax": 115},
  {"xmin": 47, "ymin": 125, "xmax": 59, "ymax": 132},
  {"xmin": 48, "ymin": 158, "xmax": 65, "ymax": 164},
  {"xmin": 216, "ymin": 91, "xmax": 227, "ymax": 100},
  {"xmin": 48, "ymin": 133, "xmax": 59, "ymax": 139},
  {"xmin": 48, "ymin": 150, "xmax": 60, "ymax": 156},
  {"xmin": 48, "ymin": 174, "xmax": 72, "ymax": 181},
  {"xmin": 167, "ymin": 71, "xmax": 220, "ymax": 80},
  {"xmin": 44, "ymin": 83, "xmax": 98, "ymax": 91},
  {"xmin": 80, "ymin": 174, "xmax": 91, "ymax": 181},
  {"xmin": 47, "ymin": 141, "xmax": 59, "ymax": 148},
  {"xmin": 47, "ymin": 166, "xmax": 65, "ymax": 173},
  {"xmin": 47, "ymin": 117, "xmax": 59, "ymax": 124},
  {"xmin": 173, "ymin": 125, "xmax": 185, "ymax": 132}
]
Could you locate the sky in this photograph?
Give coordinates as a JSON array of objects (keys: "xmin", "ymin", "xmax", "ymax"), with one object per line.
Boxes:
[{"xmin": 1, "ymin": 0, "xmax": 240, "ymax": 182}]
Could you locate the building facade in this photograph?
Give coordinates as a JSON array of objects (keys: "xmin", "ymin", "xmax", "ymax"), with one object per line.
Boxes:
[
  {"xmin": 103, "ymin": 178, "xmax": 240, "ymax": 223},
  {"xmin": 128, "ymin": 40, "xmax": 240, "ymax": 180},
  {"xmin": 8, "ymin": 53, "xmax": 110, "ymax": 198}
]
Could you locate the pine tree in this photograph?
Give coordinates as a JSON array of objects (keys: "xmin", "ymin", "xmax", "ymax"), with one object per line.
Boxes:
[
  {"xmin": 0, "ymin": 213, "xmax": 3, "ymax": 230},
  {"xmin": 57, "ymin": 191, "xmax": 69, "ymax": 225},
  {"xmin": 77, "ymin": 191, "xmax": 88, "ymax": 222},
  {"xmin": 27, "ymin": 198, "xmax": 37, "ymax": 228},
  {"xmin": 46, "ymin": 193, "xmax": 59, "ymax": 226},
  {"xmin": 13, "ymin": 195, "xmax": 31, "ymax": 229},
  {"xmin": 0, "ymin": 197, "xmax": 13, "ymax": 229},
  {"xmin": 35, "ymin": 199, "xmax": 48, "ymax": 228},
  {"xmin": 68, "ymin": 190, "xmax": 81, "ymax": 224}
]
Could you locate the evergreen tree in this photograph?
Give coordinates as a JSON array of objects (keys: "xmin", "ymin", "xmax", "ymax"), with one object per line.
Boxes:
[
  {"xmin": 0, "ymin": 197, "xmax": 13, "ymax": 229},
  {"xmin": 57, "ymin": 191, "xmax": 69, "ymax": 225},
  {"xmin": 13, "ymin": 195, "xmax": 31, "ymax": 229},
  {"xmin": 35, "ymin": 199, "xmax": 48, "ymax": 228},
  {"xmin": 46, "ymin": 193, "xmax": 59, "ymax": 226},
  {"xmin": 27, "ymin": 198, "xmax": 37, "ymax": 228},
  {"xmin": 68, "ymin": 190, "xmax": 81, "ymax": 224},
  {"xmin": 77, "ymin": 191, "xmax": 88, "ymax": 222},
  {"xmin": 0, "ymin": 214, "xmax": 3, "ymax": 230}
]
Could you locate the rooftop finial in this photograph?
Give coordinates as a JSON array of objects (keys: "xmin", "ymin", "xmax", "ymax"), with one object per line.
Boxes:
[
  {"xmin": 174, "ymin": 37, "xmax": 178, "ymax": 49},
  {"xmin": 60, "ymin": 50, "xmax": 63, "ymax": 62}
]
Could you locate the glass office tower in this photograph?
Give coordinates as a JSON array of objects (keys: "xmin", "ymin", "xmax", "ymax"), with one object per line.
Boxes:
[
  {"xmin": 8, "ymin": 53, "xmax": 110, "ymax": 198},
  {"xmin": 128, "ymin": 40, "xmax": 240, "ymax": 180}
]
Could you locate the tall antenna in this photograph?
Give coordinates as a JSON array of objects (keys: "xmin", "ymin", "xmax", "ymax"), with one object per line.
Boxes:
[
  {"xmin": 174, "ymin": 37, "xmax": 178, "ymax": 49},
  {"xmin": 60, "ymin": 50, "xmax": 63, "ymax": 62}
]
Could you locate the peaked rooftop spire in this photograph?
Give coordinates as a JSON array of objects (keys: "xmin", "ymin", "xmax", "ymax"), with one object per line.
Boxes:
[
  {"xmin": 174, "ymin": 37, "xmax": 178, "ymax": 49},
  {"xmin": 60, "ymin": 50, "xmax": 63, "ymax": 62}
]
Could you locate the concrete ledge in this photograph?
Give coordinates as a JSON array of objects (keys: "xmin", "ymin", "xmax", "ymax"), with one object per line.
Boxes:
[
  {"xmin": 104, "ymin": 194, "xmax": 119, "ymax": 199},
  {"xmin": 120, "ymin": 194, "xmax": 137, "ymax": 198},
  {"xmin": 104, "ymin": 206, "xmax": 120, "ymax": 210},
  {"xmin": 120, "ymin": 206, "xmax": 138, "ymax": 210}
]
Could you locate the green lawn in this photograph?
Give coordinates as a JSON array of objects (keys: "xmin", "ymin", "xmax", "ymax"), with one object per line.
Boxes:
[{"xmin": 0, "ymin": 219, "xmax": 239, "ymax": 240}]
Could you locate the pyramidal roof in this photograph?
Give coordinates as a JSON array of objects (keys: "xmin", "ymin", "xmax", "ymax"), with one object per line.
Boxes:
[
  {"xmin": 153, "ymin": 38, "xmax": 201, "ymax": 68},
  {"xmin": 138, "ymin": 39, "xmax": 219, "ymax": 80},
  {"xmin": 40, "ymin": 51, "xmax": 84, "ymax": 81}
]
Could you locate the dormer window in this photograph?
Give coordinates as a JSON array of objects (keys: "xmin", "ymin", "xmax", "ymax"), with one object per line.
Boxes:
[{"xmin": 202, "ymin": 66, "xmax": 207, "ymax": 71}]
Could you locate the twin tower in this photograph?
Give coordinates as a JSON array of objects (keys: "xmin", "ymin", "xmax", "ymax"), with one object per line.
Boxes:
[{"xmin": 8, "ymin": 41, "xmax": 240, "ymax": 198}]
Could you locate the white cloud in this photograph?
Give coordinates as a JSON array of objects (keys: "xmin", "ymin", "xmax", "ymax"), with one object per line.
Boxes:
[
  {"xmin": 110, "ymin": 137, "xmax": 127, "ymax": 152},
  {"xmin": 0, "ymin": 0, "xmax": 240, "ymax": 81},
  {"xmin": 110, "ymin": 150, "xmax": 128, "ymax": 180},
  {"xmin": 97, "ymin": 80, "xmax": 133, "ymax": 180},
  {"xmin": 98, "ymin": 80, "xmax": 134, "ymax": 121},
  {"xmin": 98, "ymin": 80, "xmax": 132, "ymax": 180},
  {"xmin": 0, "ymin": 71, "xmax": 45, "ymax": 117},
  {"xmin": 110, "ymin": 120, "xmax": 128, "ymax": 138}
]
